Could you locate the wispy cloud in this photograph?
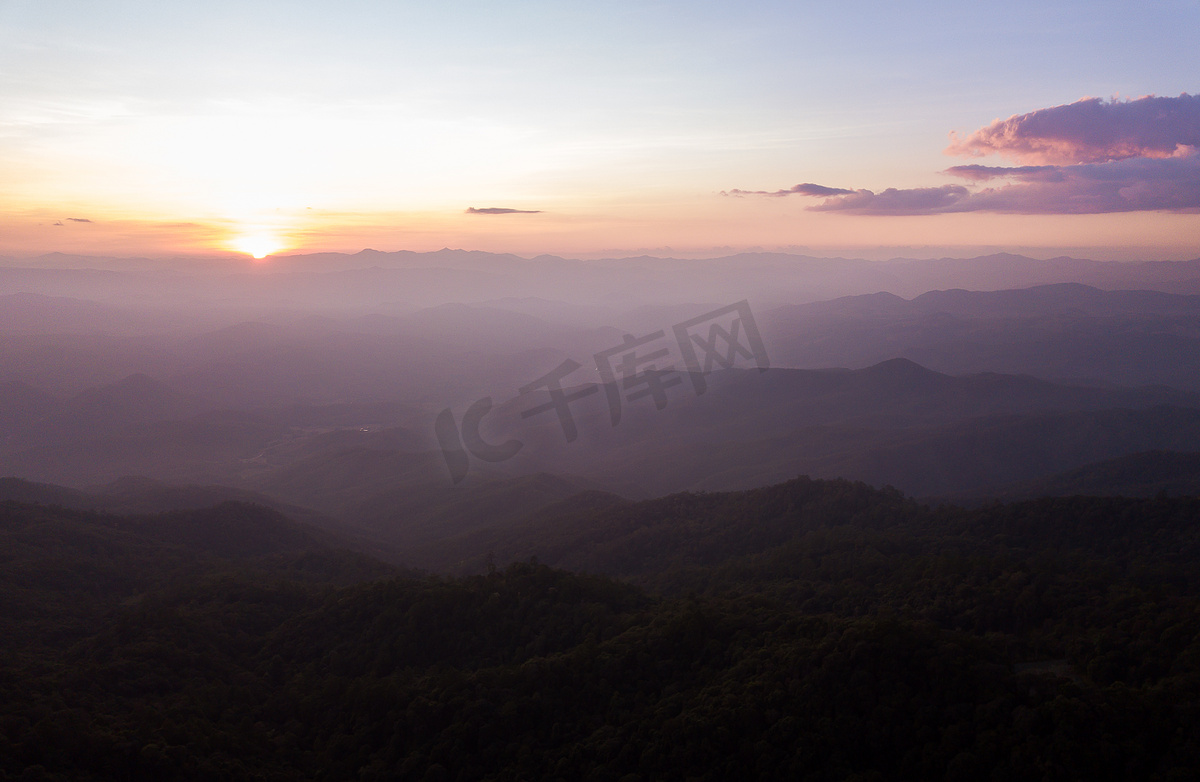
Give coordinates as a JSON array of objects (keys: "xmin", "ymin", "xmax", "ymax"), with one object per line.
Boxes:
[
  {"xmin": 66, "ymin": 217, "xmax": 92, "ymax": 222},
  {"xmin": 730, "ymin": 94, "xmax": 1200, "ymax": 215},
  {"xmin": 722, "ymin": 183, "xmax": 854, "ymax": 197},
  {"xmin": 465, "ymin": 207, "xmax": 542, "ymax": 215}
]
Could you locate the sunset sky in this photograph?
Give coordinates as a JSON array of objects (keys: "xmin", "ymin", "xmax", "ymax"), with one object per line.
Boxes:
[{"xmin": 2, "ymin": 0, "xmax": 1199, "ymax": 260}]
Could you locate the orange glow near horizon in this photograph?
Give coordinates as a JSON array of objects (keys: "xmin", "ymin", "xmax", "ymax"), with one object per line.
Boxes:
[
  {"xmin": 231, "ymin": 233, "xmax": 286, "ymax": 260},
  {"xmin": 4, "ymin": 4, "xmax": 1199, "ymax": 263},
  {"xmin": 1, "ymin": 203, "xmax": 1199, "ymax": 263}
]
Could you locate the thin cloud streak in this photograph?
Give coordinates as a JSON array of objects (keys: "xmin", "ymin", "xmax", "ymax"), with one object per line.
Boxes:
[
  {"xmin": 722, "ymin": 183, "xmax": 854, "ymax": 197},
  {"xmin": 465, "ymin": 207, "xmax": 543, "ymax": 215},
  {"xmin": 806, "ymin": 185, "xmax": 972, "ymax": 215}
]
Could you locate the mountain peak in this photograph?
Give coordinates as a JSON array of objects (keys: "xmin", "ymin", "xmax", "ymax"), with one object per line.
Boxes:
[{"xmin": 859, "ymin": 357, "xmax": 942, "ymax": 380}]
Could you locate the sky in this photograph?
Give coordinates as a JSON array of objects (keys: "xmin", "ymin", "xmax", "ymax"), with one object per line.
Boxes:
[{"xmin": 2, "ymin": 0, "xmax": 1199, "ymax": 261}]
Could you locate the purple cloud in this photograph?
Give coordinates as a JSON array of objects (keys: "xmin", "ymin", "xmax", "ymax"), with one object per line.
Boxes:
[
  {"xmin": 465, "ymin": 207, "xmax": 542, "ymax": 214},
  {"xmin": 66, "ymin": 217, "xmax": 92, "ymax": 222},
  {"xmin": 731, "ymin": 93, "xmax": 1200, "ymax": 215},
  {"xmin": 806, "ymin": 185, "xmax": 972, "ymax": 215},
  {"xmin": 958, "ymin": 154, "xmax": 1200, "ymax": 214},
  {"xmin": 943, "ymin": 164, "xmax": 1066, "ymax": 183},
  {"xmin": 723, "ymin": 182, "xmax": 855, "ymax": 197},
  {"xmin": 809, "ymin": 154, "xmax": 1200, "ymax": 214},
  {"xmin": 946, "ymin": 93, "xmax": 1200, "ymax": 164}
]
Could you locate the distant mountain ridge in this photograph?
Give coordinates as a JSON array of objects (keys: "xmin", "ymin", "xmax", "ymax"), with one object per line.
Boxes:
[
  {"xmin": 762, "ymin": 283, "xmax": 1200, "ymax": 388},
  {"xmin": 784, "ymin": 283, "xmax": 1200, "ymax": 319},
  {"xmin": 0, "ymin": 475, "xmax": 399, "ymax": 562},
  {"xmin": 4, "ymin": 251, "xmax": 1200, "ymax": 309},
  {"xmin": 5, "ymin": 358, "xmax": 1200, "ymax": 502},
  {"xmin": 970, "ymin": 450, "xmax": 1200, "ymax": 501}
]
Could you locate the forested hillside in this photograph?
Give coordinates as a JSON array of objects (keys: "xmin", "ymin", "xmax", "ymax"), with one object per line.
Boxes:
[{"xmin": 2, "ymin": 477, "xmax": 1198, "ymax": 780}]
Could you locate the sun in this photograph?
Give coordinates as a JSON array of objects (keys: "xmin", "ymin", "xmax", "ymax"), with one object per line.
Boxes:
[{"xmin": 232, "ymin": 234, "xmax": 284, "ymax": 259}]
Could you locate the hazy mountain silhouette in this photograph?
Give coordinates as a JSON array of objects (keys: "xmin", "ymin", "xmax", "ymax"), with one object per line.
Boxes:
[
  {"xmin": 65, "ymin": 372, "xmax": 205, "ymax": 425},
  {"xmin": 0, "ymin": 409, "xmax": 287, "ymax": 485},
  {"xmin": 0, "ymin": 380, "xmax": 61, "ymax": 449},
  {"xmin": 0, "ymin": 475, "xmax": 400, "ymax": 562},
  {"xmin": 971, "ymin": 449, "xmax": 1200, "ymax": 500},
  {"xmin": 5, "ymin": 251, "xmax": 1200, "ymax": 311},
  {"xmin": 6, "ymin": 249, "xmax": 1200, "ymax": 780},
  {"xmin": 0, "ymin": 476, "xmax": 91, "ymax": 507},
  {"xmin": 763, "ymin": 283, "xmax": 1200, "ymax": 388},
  {"xmin": 479, "ymin": 360, "xmax": 1200, "ymax": 493},
  {"xmin": 5, "ymin": 254, "xmax": 1200, "ymax": 538}
]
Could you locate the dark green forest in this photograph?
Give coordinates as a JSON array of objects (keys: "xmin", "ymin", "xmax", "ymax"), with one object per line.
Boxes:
[{"xmin": 2, "ymin": 478, "xmax": 1199, "ymax": 780}]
